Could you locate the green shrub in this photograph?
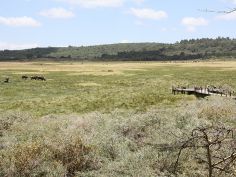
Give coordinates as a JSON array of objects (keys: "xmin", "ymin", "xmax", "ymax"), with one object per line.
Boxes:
[
  {"xmin": 0, "ymin": 97, "xmax": 236, "ymax": 176},
  {"xmin": 49, "ymin": 137, "xmax": 95, "ymax": 177}
]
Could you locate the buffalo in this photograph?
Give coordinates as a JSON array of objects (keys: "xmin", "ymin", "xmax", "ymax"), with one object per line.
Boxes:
[
  {"xmin": 22, "ymin": 75, "xmax": 28, "ymax": 80},
  {"xmin": 4, "ymin": 78, "xmax": 9, "ymax": 83},
  {"xmin": 30, "ymin": 76, "xmax": 46, "ymax": 81},
  {"xmin": 30, "ymin": 76, "xmax": 37, "ymax": 80},
  {"xmin": 37, "ymin": 76, "xmax": 46, "ymax": 81}
]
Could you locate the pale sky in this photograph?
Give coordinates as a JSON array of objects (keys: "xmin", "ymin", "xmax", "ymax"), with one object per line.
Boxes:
[{"xmin": 0, "ymin": 0, "xmax": 235, "ymax": 50}]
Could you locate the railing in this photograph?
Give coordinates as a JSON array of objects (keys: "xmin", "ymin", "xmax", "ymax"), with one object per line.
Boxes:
[{"xmin": 172, "ymin": 86, "xmax": 235, "ymax": 99}]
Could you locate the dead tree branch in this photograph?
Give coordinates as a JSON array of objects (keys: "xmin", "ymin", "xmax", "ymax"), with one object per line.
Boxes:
[
  {"xmin": 199, "ymin": 8, "xmax": 236, "ymax": 14},
  {"xmin": 173, "ymin": 125, "xmax": 236, "ymax": 177}
]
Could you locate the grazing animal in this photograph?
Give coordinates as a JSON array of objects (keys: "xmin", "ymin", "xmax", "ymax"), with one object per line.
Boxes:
[
  {"xmin": 31, "ymin": 76, "xmax": 38, "ymax": 80},
  {"xmin": 4, "ymin": 78, "xmax": 9, "ymax": 83},
  {"xmin": 31, "ymin": 75, "xmax": 46, "ymax": 81},
  {"xmin": 37, "ymin": 76, "xmax": 46, "ymax": 81},
  {"xmin": 22, "ymin": 75, "xmax": 28, "ymax": 80}
]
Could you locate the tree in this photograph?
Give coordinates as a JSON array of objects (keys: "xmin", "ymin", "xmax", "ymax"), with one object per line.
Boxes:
[
  {"xmin": 199, "ymin": 8, "xmax": 236, "ymax": 14},
  {"xmin": 173, "ymin": 125, "xmax": 236, "ymax": 177}
]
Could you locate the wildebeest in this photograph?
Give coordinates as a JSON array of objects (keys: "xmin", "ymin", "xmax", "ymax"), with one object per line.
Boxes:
[
  {"xmin": 37, "ymin": 76, "xmax": 46, "ymax": 81},
  {"xmin": 4, "ymin": 78, "xmax": 9, "ymax": 83},
  {"xmin": 31, "ymin": 76, "xmax": 37, "ymax": 80},
  {"xmin": 22, "ymin": 75, "xmax": 28, "ymax": 80},
  {"xmin": 31, "ymin": 76, "xmax": 46, "ymax": 81}
]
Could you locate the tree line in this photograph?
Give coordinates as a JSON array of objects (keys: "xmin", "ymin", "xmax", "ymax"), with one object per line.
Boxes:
[{"xmin": 0, "ymin": 37, "xmax": 235, "ymax": 61}]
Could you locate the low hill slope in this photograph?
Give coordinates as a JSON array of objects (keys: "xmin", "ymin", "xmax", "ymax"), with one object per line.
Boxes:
[{"xmin": 0, "ymin": 38, "xmax": 235, "ymax": 61}]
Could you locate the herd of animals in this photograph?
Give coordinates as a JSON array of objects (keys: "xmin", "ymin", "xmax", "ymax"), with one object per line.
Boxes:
[
  {"xmin": 2, "ymin": 75, "xmax": 46, "ymax": 83},
  {"xmin": 22, "ymin": 75, "xmax": 46, "ymax": 81}
]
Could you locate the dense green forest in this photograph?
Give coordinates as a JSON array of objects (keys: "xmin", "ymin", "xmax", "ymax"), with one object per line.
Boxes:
[{"xmin": 0, "ymin": 37, "xmax": 235, "ymax": 61}]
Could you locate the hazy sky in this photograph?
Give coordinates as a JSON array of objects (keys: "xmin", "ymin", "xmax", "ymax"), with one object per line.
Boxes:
[{"xmin": 0, "ymin": 0, "xmax": 235, "ymax": 49}]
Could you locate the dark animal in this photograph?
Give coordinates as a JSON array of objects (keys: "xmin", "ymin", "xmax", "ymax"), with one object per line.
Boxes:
[
  {"xmin": 31, "ymin": 76, "xmax": 46, "ymax": 81},
  {"xmin": 37, "ymin": 76, "xmax": 46, "ymax": 81},
  {"xmin": 22, "ymin": 75, "xmax": 28, "ymax": 80},
  {"xmin": 4, "ymin": 78, "xmax": 9, "ymax": 83},
  {"xmin": 31, "ymin": 76, "xmax": 38, "ymax": 80}
]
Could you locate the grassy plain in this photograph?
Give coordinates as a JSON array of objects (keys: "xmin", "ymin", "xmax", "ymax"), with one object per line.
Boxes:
[
  {"xmin": 0, "ymin": 61, "xmax": 236, "ymax": 177},
  {"xmin": 0, "ymin": 61, "xmax": 236, "ymax": 116}
]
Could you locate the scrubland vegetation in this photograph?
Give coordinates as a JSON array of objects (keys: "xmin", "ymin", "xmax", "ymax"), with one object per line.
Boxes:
[
  {"xmin": 0, "ymin": 38, "xmax": 235, "ymax": 61},
  {"xmin": 0, "ymin": 61, "xmax": 236, "ymax": 176}
]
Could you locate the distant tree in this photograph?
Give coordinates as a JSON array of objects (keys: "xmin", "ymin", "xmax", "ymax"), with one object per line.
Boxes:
[
  {"xmin": 26, "ymin": 53, "xmax": 33, "ymax": 59},
  {"xmin": 180, "ymin": 52, "xmax": 185, "ymax": 56}
]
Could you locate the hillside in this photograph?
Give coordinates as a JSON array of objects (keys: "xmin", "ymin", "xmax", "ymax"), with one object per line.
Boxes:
[{"xmin": 0, "ymin": 37, "xmax": 235, "ymax": 61}]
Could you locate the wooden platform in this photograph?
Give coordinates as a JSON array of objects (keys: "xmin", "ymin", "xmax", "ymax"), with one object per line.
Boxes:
[{"xmin": 172, "ymin": 86, "xmax": 236, "ymax": 100}]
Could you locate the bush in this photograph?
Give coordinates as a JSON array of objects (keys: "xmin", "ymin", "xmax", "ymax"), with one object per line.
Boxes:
[
  {"xmin": 0, "ymin": 111, "xmax": 32, "ymax": 136},
  {"xmin": 0, "ymin": 97, "xmax": 236, "ymax": 176},
  {"xmin": 49, "ymin": 137, "xmax": 95, "ymax": 177},
  {"xmin": 0, "ymin": 114, "xmax": 95, "ymax": 177}
]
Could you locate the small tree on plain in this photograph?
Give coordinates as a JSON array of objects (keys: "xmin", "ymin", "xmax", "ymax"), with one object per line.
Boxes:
[{"xmin": 173, "ymin": 125, "xmax": 236, "ymax": 177}]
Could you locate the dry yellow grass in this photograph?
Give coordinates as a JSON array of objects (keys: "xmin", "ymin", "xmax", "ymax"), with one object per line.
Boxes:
[
  {"xmin": 174, "ymin": 61, "xmax": 236, "ymax": 70},
  {"xmin": 12, "ymin": 72, "xmax": 48, "ymax": 75},
  {"xmin": 75, "ymin": 82, "xmax": 101, "ymax": 87},
  {"xmin": 0, "ymin": 62, "xmax": 147, "ymax": 75},
  {"xmin": 0, "ymin": 61, "xmax": 236, "ymax": 75},
  {"xmin": 67, "ymin": 71, "xmax": 123, "ymax": 76}
]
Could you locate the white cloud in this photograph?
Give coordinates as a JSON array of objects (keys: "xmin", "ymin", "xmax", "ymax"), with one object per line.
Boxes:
[
  {"xmin": 40, "ymin": 7, "xmax": 75, "ymax": 19},
  {"xmin": 55, "ymin": 0, "xmax": 124, "ymax": 8},
  {"xmin": 182, "ymin": 17, "xmax": 208, "ymax": 26},
  {"xmin": 186, "ymin": 26, "xmax": 197, "ymax": 32},
  {"xmin": 0, "ymin": 42, "xmax": 39, "ymax": 50},
  {"xmin": 131, "ymin": 0, "xmax": 145, "ymax": 4},
  {"xmin": 0, "ymin": 16, "xmax": 41, "ymax": 27},
  {"xmin": 120, "ymin": 39, "xmax": 130, "ymax": 43},
  {"xmin": 129, "ymin": 8, "xmax": 168, "ymax": 20},
  {"xmin": 181, "ymin": 17, "xmax": 208, "ymax": 32},
  {"xmin": 228, "ymin": 0, "xmax": 236, "ymax": 4},
  {"xmin": 216, "ymin": 11, "xmax": 236, "ymax": 20},
  {"xmin": 54, "ymin": 0, "xmax": 144, "ymax": 7}
]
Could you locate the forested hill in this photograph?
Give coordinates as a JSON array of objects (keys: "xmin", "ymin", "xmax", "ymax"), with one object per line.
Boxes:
[{"xmin": 0, "ymin": 38, "xmax": 235, "ymax": 61}]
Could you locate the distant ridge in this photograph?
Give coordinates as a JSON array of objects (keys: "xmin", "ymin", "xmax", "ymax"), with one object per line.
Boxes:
[{"xmin": 0, "ymin": 37, "xmax": 235, "ymax": 61}]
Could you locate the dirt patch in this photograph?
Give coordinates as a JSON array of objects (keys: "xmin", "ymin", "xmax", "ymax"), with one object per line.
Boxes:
[
  {"xmin": 12, "ymin": 72, "xmax": 48, "ymax": 75},
  {"xmin": 67, "ymin": 70, "xmax": 123, "ymax": 76},
  {"xmin": 163, "ymin": 74, "xmax": 174, "ymax": 77},
  {"xmin": 75, "ymin": 82, "xmax": 101, "ymax": 87}
]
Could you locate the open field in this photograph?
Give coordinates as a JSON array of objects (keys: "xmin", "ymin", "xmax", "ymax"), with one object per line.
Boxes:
[
  {"xmin": 0, "ymin": 61, "xmax": 236, "ymax": 177},
  {"xmin": 0, "ymin": 61, "xmax": 236, "ymax": 116},
  {"xmin": 1, "ymin": 61, "xmax": 236, "ymax": 71}
]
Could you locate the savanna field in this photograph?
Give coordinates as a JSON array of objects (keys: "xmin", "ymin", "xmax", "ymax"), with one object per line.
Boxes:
[{"xmin": 1, "ymin": 61, "xmax": 236, "ymax": 177}]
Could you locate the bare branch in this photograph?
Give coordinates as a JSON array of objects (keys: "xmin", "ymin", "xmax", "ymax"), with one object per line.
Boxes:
[
  {"xmin": 198, "ymin": 8, "xmax": 236, "ymax": 14},
  {"xmin": 172, "ymin": 125, "xmax": 236, "ymax": 177}
]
